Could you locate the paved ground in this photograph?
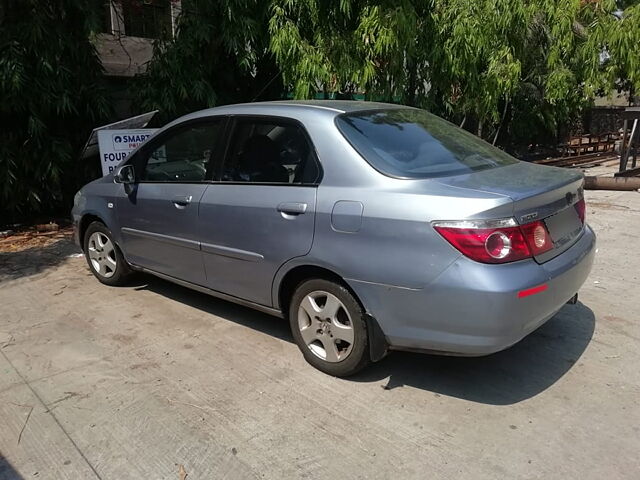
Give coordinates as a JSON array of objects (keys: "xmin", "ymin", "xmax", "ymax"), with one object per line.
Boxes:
[{"xmin": 0, "ymin": 189, "xmax": 639, "ymax": 480}]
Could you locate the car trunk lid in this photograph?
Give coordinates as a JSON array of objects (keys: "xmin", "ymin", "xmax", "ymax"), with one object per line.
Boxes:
[{"xmin": 434, "ymin": 161, "xmax": 585, "ymax": 262}]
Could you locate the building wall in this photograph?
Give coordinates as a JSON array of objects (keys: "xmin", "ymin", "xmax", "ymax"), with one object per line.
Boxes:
[
  {"xmin": 93, "ymin": 1, "xmax": 181, "ymax": 118},
  {"xmin": 95, "ymin": 33, "xmax": 154, "ymax": 77},
  {"xmin": 95, "ymin": 0, "xmax": 181, "ymax": 77}
]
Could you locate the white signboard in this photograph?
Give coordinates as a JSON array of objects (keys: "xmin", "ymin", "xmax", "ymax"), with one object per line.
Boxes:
[{"xmin": 97, "ymin": 129, "xmax": 157, "ymax": 176}]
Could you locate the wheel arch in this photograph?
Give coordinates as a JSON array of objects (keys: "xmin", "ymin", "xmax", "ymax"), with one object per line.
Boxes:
[
  {"xmin": 275, "ymin": 262, "xmax": 389, "ymax": 362},
  {"xmin": 277, "ymin": 264, "xmax": 349, "ymax": 316},
  {"xmin": 79, "ymin": 213, "xmax": 106, "ymax": 250}
]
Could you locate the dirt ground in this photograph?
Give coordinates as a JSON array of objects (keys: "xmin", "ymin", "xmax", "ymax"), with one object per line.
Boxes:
[{"xmin": 0, "ymin": 188, "xmax": 639, "ymax": 480}]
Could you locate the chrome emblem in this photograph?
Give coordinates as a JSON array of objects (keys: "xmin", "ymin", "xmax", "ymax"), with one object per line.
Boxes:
[
  {"xmin": 565, "ymin": 191, "xmax": 577, "ymax": 205},
  {"xmin": 520, "ymin": 212, "xmax": 538, "ymax": 223}
]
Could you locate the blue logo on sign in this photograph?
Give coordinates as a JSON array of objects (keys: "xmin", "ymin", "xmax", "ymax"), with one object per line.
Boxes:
[
  {"xmin": 120, "ymin": 134, "xmax": 151, "ymax": 143},
  {"xmin": 114, "ymin": 135, "xmax": 122, "ymax": 143}
]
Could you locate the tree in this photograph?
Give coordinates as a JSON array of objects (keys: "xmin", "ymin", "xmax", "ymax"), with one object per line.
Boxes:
[
  {"xmin": 0, "ymin": 0, "xmax": 110, "ymax": 224},
  {"xmin": 269, "ymin": 1, "xmax": 434, "ymax": 104},
  {"xmin": 2, "ymin": 0, "xmax": 638, "ymax": 224},
  {"xmin": 268, "ymin": 0, "xmax": 640, "ymax": 146},
  {"xmin": 134, "ymin": 0, "xmax": 282, "ymax": 122}
]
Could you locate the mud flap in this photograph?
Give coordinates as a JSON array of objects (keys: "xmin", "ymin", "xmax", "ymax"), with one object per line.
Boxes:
[{"xmin": 364, "ymin": 313, "xmax": 389, "ymax": 362}]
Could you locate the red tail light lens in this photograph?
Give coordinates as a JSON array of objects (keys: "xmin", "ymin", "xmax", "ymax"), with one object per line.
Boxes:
[
  {"xmin": 433, "ymin": 218, "xmax": 555, "ymax": 264},
  {"xmin": 520, "ymin": 221, "xmax": 553, "ymax": 256},
  {"xmin": 433, "ymin": 219, "xmax": 531, "ymax": 264},
  {"xmin": 574, "ymin": 198, "xmax": 586, "ymax": 224}
]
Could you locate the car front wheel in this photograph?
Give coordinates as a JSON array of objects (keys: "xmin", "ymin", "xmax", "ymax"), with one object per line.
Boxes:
[
  {"xmin": 289, "ymin": 279, "xmax": 370, "ymax": 377},
  {"xmin": 83, "ymin": 221, "xmax": 132, "ymax": 286}
]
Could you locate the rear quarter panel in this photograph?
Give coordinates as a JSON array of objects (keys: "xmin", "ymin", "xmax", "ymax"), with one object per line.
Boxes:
[{"xmin": 301, "ymin": 182, "xmax": 514, "ymax": 290}]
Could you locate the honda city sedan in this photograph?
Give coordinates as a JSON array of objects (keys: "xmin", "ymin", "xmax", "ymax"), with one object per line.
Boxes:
[{"xmin": 72, "ymin": 101, "xmax": 596, "ymax": 376}]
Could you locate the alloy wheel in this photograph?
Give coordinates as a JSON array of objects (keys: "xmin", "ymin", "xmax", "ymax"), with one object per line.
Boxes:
[
  {"xmin": 87, "ymin": 232, "xmax": 117, "ymax": 279},
  {"xmin": 297, "ymin": 290, "xmax": 354, "ymax": 362}
]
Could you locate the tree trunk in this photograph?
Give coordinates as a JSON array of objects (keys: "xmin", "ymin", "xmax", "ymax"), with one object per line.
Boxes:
[
  {"xmin": 584, "ymin": 176, "xmax": 640, "ymax": 191},
  {"xmin": 492, "ymin": 100, "xmax": 509, "ymax": 146},
  {"xmin": 406, "ymin": 60, "xmax": 417, "ymax": 106},
  {"xmin": 477, "ymin": 119, "xmax": 483, "ymax": 138},
  {"xmin": 459, "ymin": 115, "xmax": 467, "ymax": 129}
]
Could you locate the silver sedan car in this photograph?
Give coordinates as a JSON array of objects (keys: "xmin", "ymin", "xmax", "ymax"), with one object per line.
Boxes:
[{"xmin": 72, "ymin": 101, "xmax": 595, "ymax": 376}]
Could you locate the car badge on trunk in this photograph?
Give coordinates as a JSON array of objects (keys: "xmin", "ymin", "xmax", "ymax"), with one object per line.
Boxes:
[
  {"xmin": 566, "ymin": 191, "xmax": 577, "ymax": 205},
  {"xmin": 520, "ymin": 212, "xmax": 539, "ymax": 223}
]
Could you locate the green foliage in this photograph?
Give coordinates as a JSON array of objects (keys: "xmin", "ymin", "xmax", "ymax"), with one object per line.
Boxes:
[
  {"xmin": 268, "ymin": 0, "xmax": 640, "ymax": 144},
  {"xmin": 2, "ymin": 0, "xmax": 639, "ymax": 224},
  {"xmin": 0, "ymin": 0, "xmax": 110, "ymax": 224},
  {"xmin": 269, "ymin": 1, "xmax": 433, "ymax": 104},
  {"xmin": 135, "ymin": 0, "xmax": 282, "ymax": 121}
]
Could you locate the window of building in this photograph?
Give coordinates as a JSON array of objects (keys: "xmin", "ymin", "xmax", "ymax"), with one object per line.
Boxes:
[
  {"xmin": 100, "ymin": 0, "xmax": 114, "ymax": 34},
  {"xmin": 100, "ymin": 0, "xmax": 175, "ymax": 39},
  {"xmin": 122, "ymin": 0, "xmax": 172, "ymax": 39}
]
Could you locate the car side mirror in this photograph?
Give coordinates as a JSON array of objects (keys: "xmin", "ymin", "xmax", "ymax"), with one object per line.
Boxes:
[{"xmin": 114, "ymin": 164, "xmax": 135, "ymax": 184}]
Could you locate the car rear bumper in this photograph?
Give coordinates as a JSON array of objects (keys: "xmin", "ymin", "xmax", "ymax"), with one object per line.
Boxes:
[{"xmin": 349, "ymin": 224, "xmax": 596, "ymax": 356}]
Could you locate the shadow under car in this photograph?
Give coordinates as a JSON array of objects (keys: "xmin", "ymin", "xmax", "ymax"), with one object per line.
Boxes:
[{"xmin": 133, "ymin": 274, "xmax": 595, "ymax": 405}]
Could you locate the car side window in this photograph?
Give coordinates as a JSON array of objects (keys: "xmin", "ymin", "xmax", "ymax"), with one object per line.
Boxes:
[
  {"xmin": 221, "ymin": 119, "xmax": 320, "ymax": 184},
  {"xmin": 139, "ymin": 121, "xmax": 223, "ymax": 182}
]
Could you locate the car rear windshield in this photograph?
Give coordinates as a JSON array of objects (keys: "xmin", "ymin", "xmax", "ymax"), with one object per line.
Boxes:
[{"xmin": 336, "ymin": 108, "xmax": 517, "ymax": 178}]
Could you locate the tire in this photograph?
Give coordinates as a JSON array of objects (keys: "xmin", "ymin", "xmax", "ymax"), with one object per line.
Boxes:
[
  {"xmin": 83, "ymin": 221, "xmax": 132, "ymax": 286},
  {"xmin": 289, "ymin": 278, "xmax": 370, "ymax": 377}
]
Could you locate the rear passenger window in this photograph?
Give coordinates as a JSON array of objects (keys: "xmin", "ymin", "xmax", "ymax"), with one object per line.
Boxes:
[
  {"xmin": 221, "ymin": 119, "xmax": 320, "ymax": 184},
  {"xmin": 140, "ymin": 121, "xmax": 223, "ymax": 182}
]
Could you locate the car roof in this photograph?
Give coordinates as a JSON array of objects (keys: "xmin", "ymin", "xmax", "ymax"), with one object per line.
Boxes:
[
  {"xmin": 249, "ymin": 100, "xmax": 410, "ymax": 113},
  {"xmin": 181, "ymin": 100, "xmax": 411, "ymax": 119}
]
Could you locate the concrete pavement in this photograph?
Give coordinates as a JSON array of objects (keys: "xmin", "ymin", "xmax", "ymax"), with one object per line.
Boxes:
[{"xmin": 0, "ymin": 189, "xmax": 638, "ymax": 479}]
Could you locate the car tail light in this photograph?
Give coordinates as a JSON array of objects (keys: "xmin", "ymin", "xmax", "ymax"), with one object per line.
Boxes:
[
  {"xmin": 520, "ymin": 220, "xmax": 553, "ymax": 256},
  {"xmin": 433, "ymin": 218, "xmax": 554, "ymax": 264},
  {"xmin": 574, "ymin": 198, "xmax": 586, "ymax": 224},
  {"xmin": 433, "ymin": 219, "xmax": 531, "ymax": 264}
]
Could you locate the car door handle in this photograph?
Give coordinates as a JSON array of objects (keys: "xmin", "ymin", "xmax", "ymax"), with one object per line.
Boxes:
[
  {"xmin": 277, "ymin": 202, "xmax": 307, "ymax": 215},
  {"xmin": 172, "ymin": 195, "xmax": 193, "ymax": 207}
]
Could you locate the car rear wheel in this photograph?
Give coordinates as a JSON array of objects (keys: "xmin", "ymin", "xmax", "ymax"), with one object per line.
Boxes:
[
  {"xmin": 289, "ymin": 279, "xmax": 370, "ymax": 377},
  {"xmin": 84, "ymin": 221, "xmax": 132, "ymax": 286}
]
